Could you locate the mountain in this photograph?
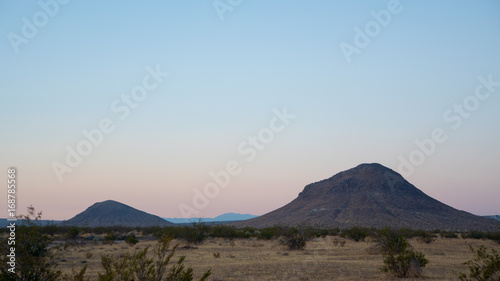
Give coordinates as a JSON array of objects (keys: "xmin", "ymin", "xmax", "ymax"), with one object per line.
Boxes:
[
  {"xmin": 165, "ymin": 213, "xmax": 258, "ymax": 224},
  {"xmin": 214, "ymin": 212, "xmax": 258, "ymax": 221},
  {"xmin": 484, "ymin": 215, "xmax": 500, "ymax": 222},
  {"xmin": 64, "ymin": 200, "xmax": 175, "ymax": 227},
  {"xmin": 235, "ymin": 163, "xmax": 500, "ymax": 231}
]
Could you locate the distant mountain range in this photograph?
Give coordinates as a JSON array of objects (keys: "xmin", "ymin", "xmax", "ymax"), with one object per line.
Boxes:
[
  {"xmin": 485, "ymin": 215, "xmax": 500, "ymax": 222},
  {"xmin": 164, "ymin": 213, "xmax": 258, "ymax": 224},
  {"xmin": 2, "ymin": 213, "xmax": 498, "ymax": 228},
  {"xmin": 1, "ymin": 164, "xmax": 499, "ymax": 230},
  {"xmin": 0, "ymin": 219, "xmax": 63, "ymax": 228},
  {"xmin": 0, "ymin": 209, "xmax": 257, "ymax": 227},
  {"xmin": 0, "ymin": 213, "xmax": 258, "ymax": 227}
]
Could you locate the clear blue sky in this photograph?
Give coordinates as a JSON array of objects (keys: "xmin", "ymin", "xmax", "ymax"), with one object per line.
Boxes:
[{"xmin": 1, "ymin": 0, "xmax": 499, "ymax": 220}]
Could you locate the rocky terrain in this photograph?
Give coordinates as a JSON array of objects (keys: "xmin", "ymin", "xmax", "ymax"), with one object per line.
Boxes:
[
  {"xmin": 236, "ymin": 163, "xmax": 500, "ymax": 231},
  {"xmin": 64, "ymin": 200, "xmax": 174, "ymax": 227}
]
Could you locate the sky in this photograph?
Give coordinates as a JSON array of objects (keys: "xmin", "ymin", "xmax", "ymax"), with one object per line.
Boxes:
[{"xmin": 1, "ymin": 0, "xmax": 499, "ymax": 220}]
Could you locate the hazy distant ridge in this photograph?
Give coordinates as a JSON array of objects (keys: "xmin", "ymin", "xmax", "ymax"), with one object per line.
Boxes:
[
  {"xmin": 484, "ymin": 215, "xmax": 500, "ymax": 221},
  {"xmin": 164, "ymin": 213, "xmax": 258, "ymax": 224}
]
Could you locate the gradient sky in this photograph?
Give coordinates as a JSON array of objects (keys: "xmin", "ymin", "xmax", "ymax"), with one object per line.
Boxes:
[{"xmin": 1, "ymin": 0, "xmax": 499, "ymax": 220}]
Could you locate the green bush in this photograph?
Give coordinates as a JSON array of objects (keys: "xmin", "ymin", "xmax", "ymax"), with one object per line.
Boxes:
[
  {"xmin": 382, "ymin": 250, "xmax": 429, "ymax": 278},
  {"xmin": 342, "ymin": 227, "xmax": 367, "ymax": 242},
  {"xmin": 140, "ymin": 226, "xmax": 163, "ymax": 237},
  {"xmin": 332, "ymin": 238, "xmax": 346, "ymax": 247},
  {"xmin": 104, "ymin": 232, "xmax": 119, "ymax": 245},
  {"xmin": 377, "ymin": 229, "xmax": 408, "ymax": 253},
  {"xmin": 441, "ymin": 231, "xmax": 459, "ymax": 239},
  {"xmin": 125, "ymin": 234, "xmax": 139, "ymax": 246},
  {"xmin": 327, "ymin": 228, "xmax": 341, "ymax": 236},
  {"xmin": 42, "ymin": 224, "xmax": 60, "ymax": 236},
  {"xmin": 66, "ymin": 226, "xmax": 80, "ymax": 240},
  {"xmin": 183, "ymin": 221, "xmax": 209, "ymax": 245},
  {"xmin": 65, "ymin": 265, "xmax": 89, "ymax": 281},
  {"xmin": 417, "ymin": 232, "xmax": 436, "ymax": 244},
  {"xmin": 458, "ymin": 245, "xmax": 500, "ymax": 281},
  {"xmin": 280, "ymin": 228, "xmax": 307, "ymax": 250},
  {"xmin": 96, "ymin": 235, "xmax": 211, "ymax": 281},
  {"xmin": 209, "ymin": 225, "xmax": 248, "ymax": 239},
  {"xmin": 242, "ymin": 227, "xmax": 256, "ymax": 235},
  {"xmin": 485, "ymin": 232, "xmax": 500, "ymax": 244},
  {"xmin": 464, "ymin": 231, "xmax": 486, "ymax": 240},
  {"xmin": 302, "ymin": 226, "xmax": 328, "ymax": 238},
  {"xmin": 379, "ymin": 229, "xmax": 429, "ymax": 278},
  {"xmin": 0, "ymin": 206, "xmax": 62, "ymax": 281},
  {"xmin": 257, "ymin": 227, "xmax": 280, "ymax": 240}
]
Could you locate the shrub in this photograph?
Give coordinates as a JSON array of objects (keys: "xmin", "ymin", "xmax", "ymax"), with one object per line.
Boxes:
[
  {"xmin": 209, "ymin": 225, "xmax": 240, "ymax": 239},
  {"xmin": 104, "ymin": 232, "xmax": 119, "ymax": 245},
  {"xmin": 382, "ymin": 249, "xmax": 429, "ymax": 278},
  {"xmin": 441, "ymin": 231, "xmax": 459, "ymax": 239},
  {"xmin": 66, "ymin": 226, "xmax": 80, "ymax": 240},
  {"xmin": 464, "ymin": 231, "xmax": 486, "ymax": 240},
  {"xmin": 332, "ymin": 238, "xmax": 346, "ymax": 247},
  {"xmin": 379, "ymin": 229, "xmax": 429, "ymax": 278},
  {"xmin": 64, "ymin": 265, "xmax": 89, "ymax": 281},
  {"xmin": 299, "ymin": 225, "xmax": 327, "ymax": 238},
  {"xmin": 280, "ymin": 228, "xmax": 307, "ymax": 250},
  {"xmin": 457, "ymin": 245, "xmax": 500, "ymax": 281},
  {"xmin": 257, "ymin": 227, "xmax": 279, "ymax": 240},
  {"xmin": 141, "ymin": 226, "xmax": 163, "ymax": 237},
  {"xmin": 332, "ymin": 238, "xmax": 339, "ymax": 246},
  {"xmin": 131, "ymin": 247, "xmax": 153, "ymax": 281},
  {"xmin": 96, "ymin": 235, "xmax": 211, "ymax": 281},
  {"xmin": 417, "ymin": 232, "xmax": 436, "ymax": 244},
  {"xmin": 327, "ymin": 228, "xmax": 341, "ymax": 236},
  {"xmin": 125, "ymin": 234, "xmax": 139, "ymax": 246},
  {"xmin": 243, "ymin": 227, "xmax": 256, "ymax": 234},
  {"xmin": 98, "ymin": 253, "xmax": 133, "ymax": 281},
  {"xmin": 183, "ymin": 221, "xmax": 209, "ymax": 245},
  {"xmin": 42, "ymin": 224, "xmax": 60, "ymax": 236},
  {"xmin": 342, "ymin": 227, "xmax": 367, "ymax": 242},
  {"xmin": 485, "ymin": 232, "xmax": 500, "ymax": 244},
  {"xmin": 0, "ymin": 206, "xmax": 62, "ymax": 281},
  {"xmin": 377, "ymin": 229, "xmax": 409, "ymax": 254}
]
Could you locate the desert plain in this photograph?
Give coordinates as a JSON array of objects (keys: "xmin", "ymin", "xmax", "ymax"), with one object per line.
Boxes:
[{"xmin": 54, "ymin": 235, "xmax": 500, "ymax": 281}]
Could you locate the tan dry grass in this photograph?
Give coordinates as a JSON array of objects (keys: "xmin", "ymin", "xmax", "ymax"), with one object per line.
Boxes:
[{"xmin": 55, "ymin": 236, "xmax": 500, "ymax": 281}]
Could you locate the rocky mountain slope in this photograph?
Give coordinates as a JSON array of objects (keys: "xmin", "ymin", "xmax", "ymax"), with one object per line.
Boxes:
[
  {"xmin": 236, "ymin": 163, "xmax": 500, "ymax": 231},
  {"xmin": 64, "ymin": 200, "xmax": 174, "ymax": 227}
]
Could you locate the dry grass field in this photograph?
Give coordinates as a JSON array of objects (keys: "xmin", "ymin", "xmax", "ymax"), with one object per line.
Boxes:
[{"xmin": 55, "ymin": 235, "xmax": 500, "ymax": 281}]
